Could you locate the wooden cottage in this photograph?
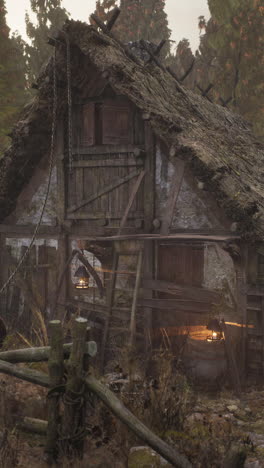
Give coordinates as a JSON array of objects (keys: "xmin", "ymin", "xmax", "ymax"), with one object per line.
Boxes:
[{"xmin": 1, "ymin": 17, "xmax": 264, "ymax": 380}]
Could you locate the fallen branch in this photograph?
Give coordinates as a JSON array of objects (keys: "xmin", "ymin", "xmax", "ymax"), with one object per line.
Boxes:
[
  {"xmin": 85, "ymin": 375, "xmax": 192, "ymax": 468},
  {"xmin": 20, "ymin": 417, "xmax": 48, "ymax": 435}
]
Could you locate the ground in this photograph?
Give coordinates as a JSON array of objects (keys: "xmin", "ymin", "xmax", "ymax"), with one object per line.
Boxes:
[{"xmin": 1, "ymin": 370, "xmax": 264, "ymax": 467}]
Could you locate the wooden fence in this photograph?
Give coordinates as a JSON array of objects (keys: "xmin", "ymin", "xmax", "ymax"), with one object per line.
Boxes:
[{"xmin": 0, "ymin": 317, "xmax": 192, "ymax": 468}]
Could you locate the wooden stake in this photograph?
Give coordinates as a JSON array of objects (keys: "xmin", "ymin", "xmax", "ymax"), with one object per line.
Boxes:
[
  {"xmin": 45, "ymin": 320, "xmax": 64, "ymax": 463},
  {"xmin": 61, "ymin": 317, "xmax": 88, "ymax": 458}
]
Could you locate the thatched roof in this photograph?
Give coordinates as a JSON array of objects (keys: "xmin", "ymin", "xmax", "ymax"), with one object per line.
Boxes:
[{"xmin": 1, "ymin": 20, "xmax": 264, "ymax": 240}]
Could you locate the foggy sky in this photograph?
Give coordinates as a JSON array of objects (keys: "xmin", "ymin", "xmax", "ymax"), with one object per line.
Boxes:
[{"xmin": 5, "ymin": 0, "xmax": 210, "ymax": 52}]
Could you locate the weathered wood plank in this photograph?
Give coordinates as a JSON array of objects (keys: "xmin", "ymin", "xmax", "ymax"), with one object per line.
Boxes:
[
  {"xmin": 72, "ymin": 144, "xmax": 143, "ymax": 155},
  {"xmin": 67, "ymin": 211, "xmax": 144, "ymax": 220},
  {"xmin": 73, "ymin": 233, "xmax": 240, "ymax": 242},
  {"xmin": 118, "ymin": 171, "xmax": 146, "ymax": 234},
  {"xmin": 161, "ymin": 159, "xmax": 185, "ymax": 235},
  {"xmin": 69, "ymin": 158, "xmax": 143, "ymax": 168},
  {"xmin": 142, "ymin": 279, "xmax": 220, "ymax": 303},
  {"xmin": 138, "ymin": 298, "xmax": 212, "ymax": 313},
  {"xmin": 67, "ymin": 169, "xmax": 141, "ymax": 214},
  {"xmin": 0, "ymin": 225, "xmax": 60, "ymax": 236}
]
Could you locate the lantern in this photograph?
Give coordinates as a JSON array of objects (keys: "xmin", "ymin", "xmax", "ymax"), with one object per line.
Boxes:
[
  {"xmin": 74, "ymin": 265, "xmax": 90, "ymax": 289},
  {"xmin": 206, "ymin": 318, "xmax": 223, "ymax": 342}
]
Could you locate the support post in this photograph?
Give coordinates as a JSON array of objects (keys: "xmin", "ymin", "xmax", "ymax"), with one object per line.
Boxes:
[
  {"xmin": 45, "ymin": 320, "xmax": 64, "ymax": 463},
  {"xmin": 100, "ymin": 252, "xmax": 119, "ymax": 371},
  {"xmin": 220, "ymin": 319, "xmax": 241, "ymax": 396},
  {"xmin": 61, "ymin": 317, "xmax": 88, "ymax": 458},
  {"xmin": 129, "ymin": 249, "xmax": 144, "ymax": 347}
]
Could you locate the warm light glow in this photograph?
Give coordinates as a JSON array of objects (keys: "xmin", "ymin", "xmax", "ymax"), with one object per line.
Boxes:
[
  {"xmin": 75, "ymin": 277, "xmax": 89, "ymax": 289},
  {"xmin": 207, "ymin": 330, "xmax": 223, "ymax": 342}
]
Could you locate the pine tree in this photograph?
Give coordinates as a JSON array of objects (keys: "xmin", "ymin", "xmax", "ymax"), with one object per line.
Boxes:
[
  {"xmin": 0, "ymin": 0, "xmax": 27, "ymax": 155},
  {"xmin": 197, "ymin": 0, "xmax": 264, "ymax": 140},
  {"xmin": 91, "ymin": 0, "xmax": 171, "ymax": 58},
  {"xmin": 25, "ymin": 0, "xmax": 69, "ymax": 84},
  {"xmin": 168, "ymin": 39, "xmax": 195, "ymax": 89},
  {"xmin": 93, "ymin": 0, "xmax": 117, "ymax": 24}
]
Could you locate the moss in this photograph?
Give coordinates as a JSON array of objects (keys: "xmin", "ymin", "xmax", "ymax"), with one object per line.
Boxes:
[{"xmin": 128, "ymin": 449, "xmax": 164, "ymax": 468}]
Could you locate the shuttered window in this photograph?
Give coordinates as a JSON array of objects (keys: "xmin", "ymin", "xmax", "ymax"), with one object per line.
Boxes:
[
  {"xmin": 81, "ymin": 103, "xmax": 95, "ymax": 146},
  {"xmin": 102, "ymin": 102, "xmax": 131, "ymax": 144}
]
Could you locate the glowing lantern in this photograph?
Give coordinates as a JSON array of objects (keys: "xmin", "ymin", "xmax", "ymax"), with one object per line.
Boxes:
[
  {"xmin": 206, "ymin": 318, "xmax": 223, "ymax": 342},
  {"xmin": 74, "ymin": 266, "xmax": 90, "ymax": 289}
]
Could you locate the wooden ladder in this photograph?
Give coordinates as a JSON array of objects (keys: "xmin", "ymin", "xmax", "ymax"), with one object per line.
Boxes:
[{"xmin": 100, "ymin": 246, "xmax": 144, "ymax": 371}]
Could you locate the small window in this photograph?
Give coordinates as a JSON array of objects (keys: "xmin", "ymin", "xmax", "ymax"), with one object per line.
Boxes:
[{"xmin": 81, "ymin": 103, "xmax": 95, "ymax": 146}]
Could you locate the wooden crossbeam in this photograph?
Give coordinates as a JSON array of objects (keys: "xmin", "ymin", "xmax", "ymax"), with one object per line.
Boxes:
[
  {"xmin": 106, "ymin": 7, "xmax": 121, "ymax": 31},
  {"xmin": 145, "ymin": 39, "xmax": 167, "ymax": 65},
  {"xmin": 140, "ymin": 39, "xmax": 166, "ymax": 72},
  {"xmin": 90, "ymin": 13, "xmax": 141, "ymax": 65},
  {"xmin": 68, "ymin": 158, "xmax": 143, "ymax": 168},
  {"xmin": 196, "ymin": 83, "xmax": 214, "ymax": 103},
  {"xmin": 138, "ymin": 298, "xmax": 211, "ymax": 313},
  {"xmin": 118, "ymin": 170, "xmax": 146, "ymax": 234},
  {"xmin": 67, "ymin": 169, "xmax": 140, "ymax": 214},
  {"xmin": 219, "ymin": 96, "xmax": 232, "ymax": 108},
  {"xmin": 180, "ymin": 58, "xmax": 195, "ymax": 82},
  {"xmin": 142, "ymin": 279, "xmax": 220, "ymax": 303}
]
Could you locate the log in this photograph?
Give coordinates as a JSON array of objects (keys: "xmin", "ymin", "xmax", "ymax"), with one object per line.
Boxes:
[
  {"xmin": 0, "ymin": 359, "xmax": 49, "ymax": 387},
  {"xmin": 20, "ymin": 417, "xmax": 48, "ymax": 435},
  {"xmin": 45, "ymin": 320, "xmax": 64, "ymax": 462},
  {"xmin": 0, "ymin": 341, "xmax": 97, "ymax": 363},
  {"xmin": 61, "ymin": 317, "xmax": 88, "ymax": 457},
  {"xmin": 85, "ymin": 375, "xmax": 192, "ymax": 468}
]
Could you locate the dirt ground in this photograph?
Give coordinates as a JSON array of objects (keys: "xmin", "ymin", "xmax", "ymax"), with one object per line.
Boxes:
[{"xmin": 1, "ymin": 372, "xmax": 264, "ymax": 467}]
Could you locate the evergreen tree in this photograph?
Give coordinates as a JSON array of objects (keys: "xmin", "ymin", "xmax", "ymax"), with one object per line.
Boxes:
[
  {"xmin": 197, "ymin": 0, "xmax": 264, "ymax": 140},
  {"xmin": 25, "ymin": 0, "xmax": 69, "ymax": 84},
  {"xmin": 91, "ymin": 0, "xmax": 171, "ymax": 58},
  {"xmin": 93, "ymin": 0, "xmax": 117, "ymax": 23},
  {"xmin": 0, "ymin": 0, "xmax": 27, "ymax": 155},
  {"xmin": 168, "ymin": 38, "xmax": 195, "ymax": 89}
]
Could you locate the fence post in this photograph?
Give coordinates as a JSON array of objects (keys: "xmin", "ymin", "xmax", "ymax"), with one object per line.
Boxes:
[
  {"xmin": 61, "ymin": 317, "xmax": 88, "ymax": 458},
  {"xmin": 44, "ymin": 320, "xmax": 64, "ymax": 463}
]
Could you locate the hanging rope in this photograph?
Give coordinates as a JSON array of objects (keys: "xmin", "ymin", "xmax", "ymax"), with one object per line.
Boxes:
[
  {"xmin": 0, "ymin": 48, "xmax": 58, "ymax": 296},
  {"xmin": 65, "ymin": 34, "xmax": 73, "ymax": 173}
]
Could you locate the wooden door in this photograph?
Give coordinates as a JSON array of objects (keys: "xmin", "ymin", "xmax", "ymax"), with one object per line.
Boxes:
[
  {"xmin": 66, "ymin": 99, "xmax": 145, "ymax": 228},
  {"xmin": 151, "ymin": 243, "xmax": 212, "ymax": 329}
]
